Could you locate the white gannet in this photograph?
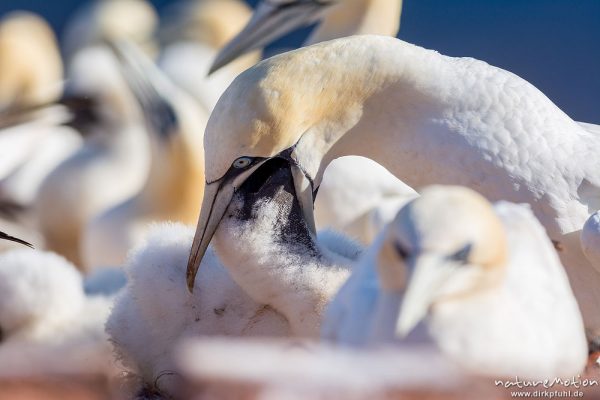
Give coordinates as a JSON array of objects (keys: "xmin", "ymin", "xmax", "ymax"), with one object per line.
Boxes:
[
  {"xmin": 0, "ymin": 248, "xmax": 115, "ymax": 378},
  {"xmin": 35, "ymin": 46, "xmax": 150, "ymax": 268},
  {"xmin": 211, "ymin": 0, "xmax": 413, "ymax": 245},
  {"xmin": 61, "ymin": 0, "xmax": 158, "ymax": 62},
  {"xmin": 82, "ymin": 41, "xmax": 207, "ymax": 269},
  {"xmin": 0, "ymin": 13, "xmax": 82, "ymax": 208},
  {"xmin": 209, "ymin": 0, "xmax": 403, "ymax": 73},
  {"xmin": 186, "ymin": 35, "xmax": 600, "ymax": 341},
  {"xmin": 108, "ymin": 160, "xmax": 361, "ymax": 398},
  {"xmin": 158, "ymin": 0, "xmax": 259, "ymax": 113},
  {"xmin": 324, "ymin": 186, "xmax": 588, "ymax": 380},
  {"xmin": 0, "ymin": 12, "xmax": 63, "ymax": 111}
]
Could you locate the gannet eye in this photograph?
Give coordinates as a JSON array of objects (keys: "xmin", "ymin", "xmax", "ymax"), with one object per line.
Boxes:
[
  {"xmin": 394, "ymin": 241, "xmax": 410, "ymax": 261},
  {"xmin": 449, "ymin": 243, "xmax": 472, "ymax": 264},
  {"xmin": 232, "ymin": 157, "xmax": 253, "ymax": 169}
]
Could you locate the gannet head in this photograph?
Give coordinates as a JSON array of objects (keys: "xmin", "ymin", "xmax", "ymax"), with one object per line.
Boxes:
[
  {"xmin": 0, "ymin": 12, "xmax": 63, "ymax": 110},
  {"xmin": 186, "ymin": 41, "xmax": 380, "ymax": 290},
  {"xmin": 376, "ymin": 186, "xmax": 508, "ymax": 337},
  {"xmin": 209, "ymin": 0, "xmax": 336, "ymax": 74},
  {"xmin": 63, "ymin": 0, "xmax": 158, "ymax": 59}
]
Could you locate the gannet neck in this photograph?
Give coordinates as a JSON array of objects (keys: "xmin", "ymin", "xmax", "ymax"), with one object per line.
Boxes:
[
  {"xmin": 137, "ymin": 138, "xmax": 205, "ymax": 223},
  {"xmin": 306, "ymin": 0, "xmax": 402, "ymax": 45},
  {"xmin": 206, "ymin": 36, "xmax": 447, "ymax": 184}
]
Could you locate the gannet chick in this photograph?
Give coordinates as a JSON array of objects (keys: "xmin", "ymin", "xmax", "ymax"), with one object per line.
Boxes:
[
  {"xmin": 0, "ymin": 12, "xmax": 63, "ymax": 110},
  {"xmin": 212, "ymin": 158, "xmax": 362, "ymax": 335},
  {"xmin": 159, "ymin": 0, "xmax": 258, "ymax": 112},
  {"xmin": 210, "ymin": 0, "xmax": 402, "ymax": 73},
  {"xmin": 108, "ymin": 162, "xmax": 361, "ymax": 398},
  {"xmin": 35, "ymin": 46, "xmax": 149, "ymax": 268},
  {"xmin": 581, "ymin": 211, "xmax": 600, "ymax": 273},
  {"xmin": 327, "ymin": 186, "xmax": 588, "ymax": 380},
  {"xmin": 187, "ymin": 35, "xmax": 600, "ymax": 341},
  {"xmin": 83, "ymin": 41, "xmax": 207, "ymax": 269},
  {"xmin": 0, "ymin": 249, "xmax": 115, "ymax": 378},
  {"xmin": 62, "ymin": 0, "xmax": 158, "ymax": 61}
]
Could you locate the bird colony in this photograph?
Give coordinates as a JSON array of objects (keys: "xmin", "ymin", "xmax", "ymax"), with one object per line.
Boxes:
[{"xmin": 0, "ymin": 0, "xmax": 598, "ymax": 399}]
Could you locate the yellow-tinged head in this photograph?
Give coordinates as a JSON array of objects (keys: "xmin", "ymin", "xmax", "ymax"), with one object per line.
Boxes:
[
  {"xmin": 376, "ymin": 185, "xmax": 508, "ymax": 337},
  {"xmin": 0, "ymin": 12, "xmax": 63, "ymax": 109},
  {"xmin": 185, "ymin": 37, "xmax": 400, "ymax": 290}
]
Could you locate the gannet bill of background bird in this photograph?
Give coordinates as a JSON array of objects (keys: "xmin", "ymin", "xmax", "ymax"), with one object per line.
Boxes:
[
  {"xmin": 325, "ymin": 186, "xmax": 588, "ymax": 380},
  {"xmin": 186, "ymin": 35, "xmax": 600, "ymax": 341},
  {"xmin": 108, "ymin": 160, "xmax": 362, "ymax": 398},
  {"xmin": 0, "ymin": 248, "xmax": 116, "ymax": 378},
  {"xmin": 209, "ymin": 0, "xmax": 403, "ymax": 74},
  {"xmin": 0, "ymin": 230, "xmax": 33, "ymax": 248},
  {"xmin": 35, "ymin": 46, "xmax": 150, "ymax": 268},
  {"xmin": 0, "ymin": 12, "xmax": 63, "ymax": 111},
  {"xmin": 158, "ymin": 0, "xmax": 259, "ymax": 113},
  {"xmin": 82, "ymin": 40, "xmax": 207, "ymax": 269},
  {"xmin": 61, "ymin": 0, "xmax": 158, "ymax": 62}
]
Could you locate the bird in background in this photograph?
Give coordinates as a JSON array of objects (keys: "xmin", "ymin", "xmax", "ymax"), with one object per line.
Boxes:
[
  {"xmin": 82, "ymin": 40, "xmax": 207, "ymax": 269},
  {"xmin": 209, "ymin": 0, "xmax": 403, "ymax": 74},
  {"xmin": 159, "ymin": 0, "xmax": 260, "ymax": 113}
]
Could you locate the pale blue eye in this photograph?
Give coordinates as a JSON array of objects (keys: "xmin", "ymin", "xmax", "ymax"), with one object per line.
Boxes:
[{"xmin": 232, "ymin": 157, "xmax": 252, "ymax": 169}]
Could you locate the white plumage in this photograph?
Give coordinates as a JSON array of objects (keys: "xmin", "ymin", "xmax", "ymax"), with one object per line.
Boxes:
[
  {"xmin": 0, "ymin": 249, "xmax": 116, "ymax": 378},
  {"xmin": 325, "ymin": 186, "xmax": 588, "ymax": 380},
  {"xmin": 108, "ymin": 164, "xmax": 363, "ymax": 396}
]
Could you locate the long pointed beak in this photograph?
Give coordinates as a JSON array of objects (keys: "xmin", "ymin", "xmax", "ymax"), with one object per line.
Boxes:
[
  {"xmin": 209, "ymin": 0, "xmax": 331, "ymax": 75},
  {"xmin": 186, "ymin": 162, "xmax": 268, "ymax": 292},
  {"xmin": 396, "ymin": 255, "xmax": 444, "ymax": 337},
  {"xmin": 186, "ymin": 180, "xmax": 234, "ymax": 292}
]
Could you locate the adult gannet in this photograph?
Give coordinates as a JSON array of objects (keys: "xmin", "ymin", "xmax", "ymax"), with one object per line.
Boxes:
[
  {"xmin": 325, "ymin": 186, "xmax": 588, "ymax": 380},
  {"xmin": 35, "ymin": 46, "xmax": 150, "ymax": 268},
  {"xmin": 108, "ymin": 158, "xmax": 362, "ymax": 398},
  {"xmin": 0, "ymin": 12, "xmax": 62, "ymax": 111},
  {"xmin": 0, "ymin": 248, "xmax": 115, "ymax": 378},
  {"xmin": 186, "ymin": 35, "xmax": 600, "ymax": 340},
  {"xmin": 159, "ymin": 0, "xmax": 258, "ymax": 112},
  {"xmin": 210, "ymin": 0, "xmax": 412, "ymax": 244},
  {"xmin": 82, "ymin": 41, "xmax": 207, "ymax": 269},
  {"xmin": 210, "ymin": 0, "xmax": 402, "ymax": 73}
]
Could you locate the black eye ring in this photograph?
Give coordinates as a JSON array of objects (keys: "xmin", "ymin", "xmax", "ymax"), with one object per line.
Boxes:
[
  {"xmin": 449, "ymin": 243, "xmax": 472, "ymax": 264},
  {"xmin": 394, "ymin": 241, "xmax": 411, "ymax": 260}
]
